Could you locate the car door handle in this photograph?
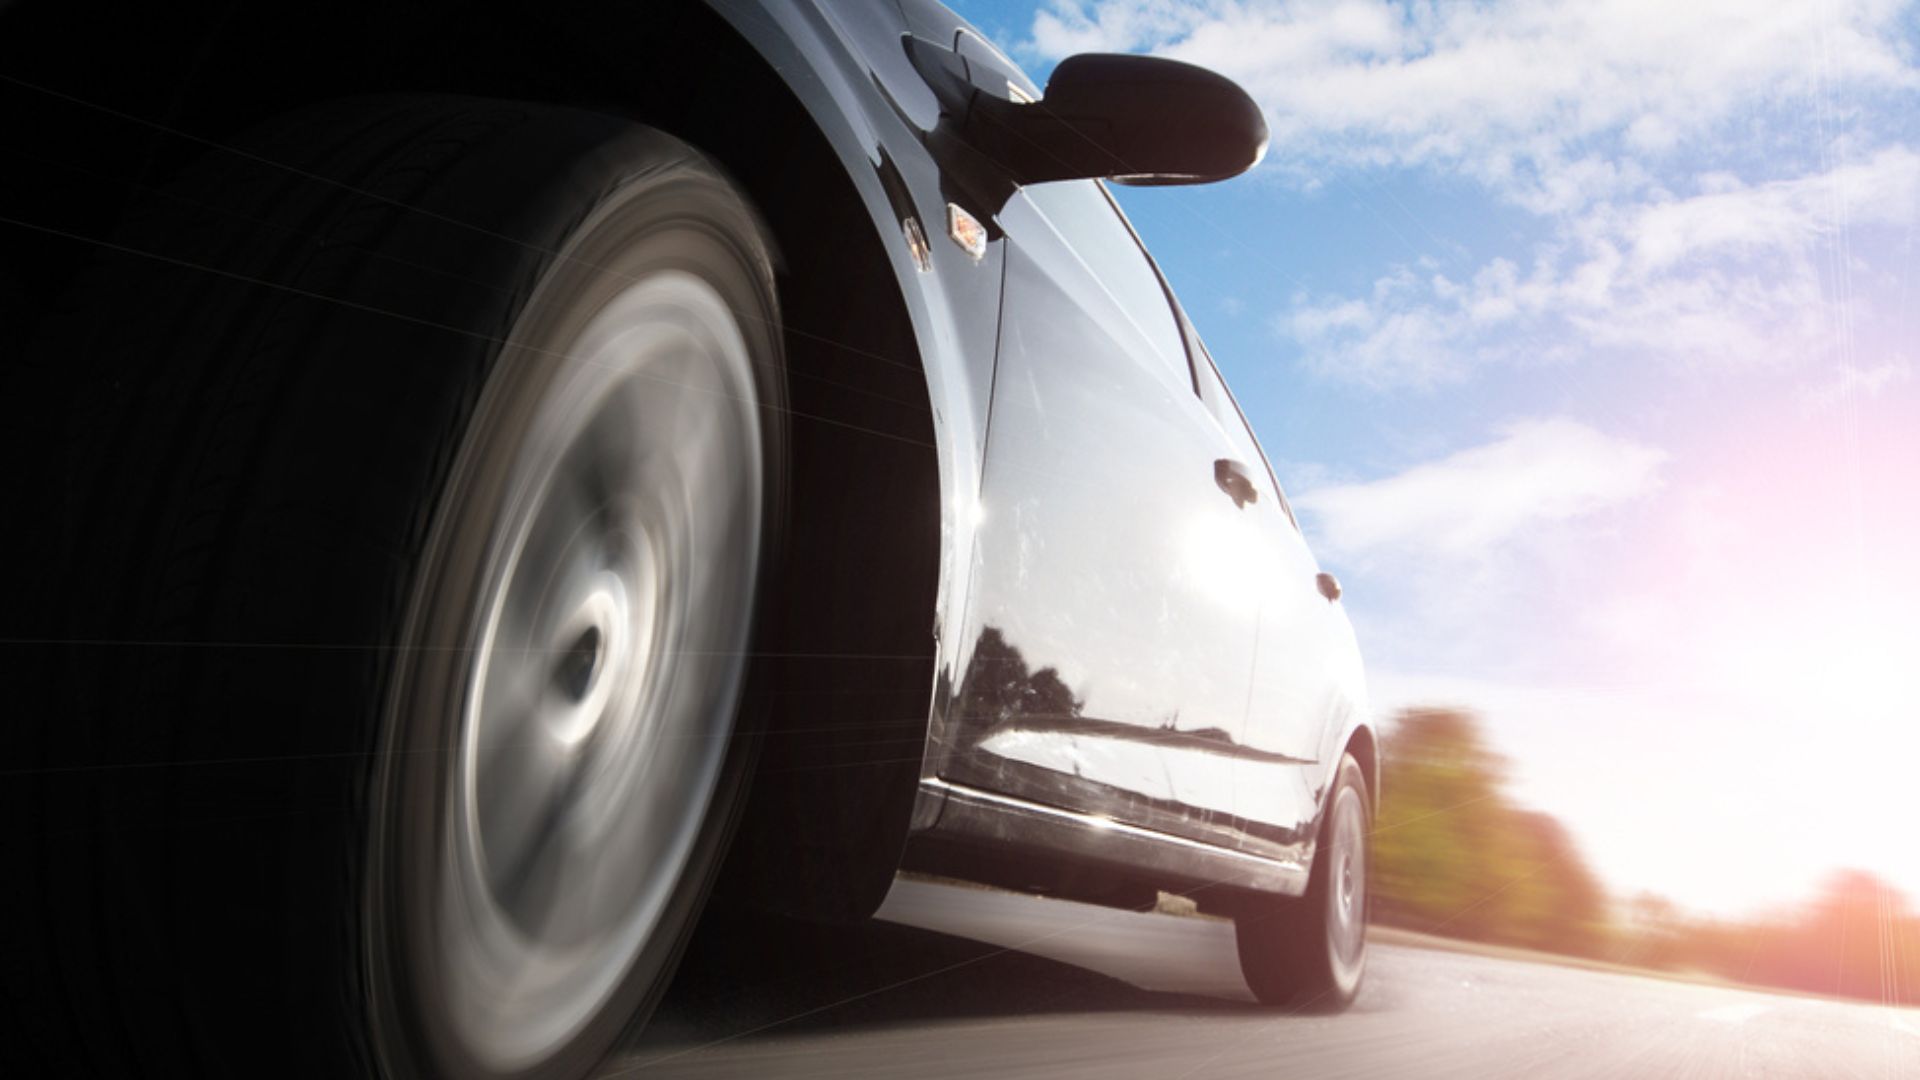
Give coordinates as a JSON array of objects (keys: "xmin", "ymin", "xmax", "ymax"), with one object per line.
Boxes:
[{"xmin": 1213, "ymin": 458, "xmax": 1259, "ymax": 509}]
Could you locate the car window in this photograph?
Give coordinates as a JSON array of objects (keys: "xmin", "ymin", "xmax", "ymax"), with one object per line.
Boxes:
[{"xmin": 1015, "ymin": 180, "xmax": 1193, "ymax": 384}]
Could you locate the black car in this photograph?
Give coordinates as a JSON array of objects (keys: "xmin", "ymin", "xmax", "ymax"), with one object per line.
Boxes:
[{"xmin": 2, "ymin": 1, "xmax": 1376, "ymax": 1076}]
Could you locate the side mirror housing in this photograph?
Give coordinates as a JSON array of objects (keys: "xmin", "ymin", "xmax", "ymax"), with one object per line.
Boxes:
[
  {"xmin": 909, "ymin": 42, "xmax": 1268, "ymax": 201},
  {"xmin": 978, "ymin": 53, "xmax": 1269, "ymax": 186}
]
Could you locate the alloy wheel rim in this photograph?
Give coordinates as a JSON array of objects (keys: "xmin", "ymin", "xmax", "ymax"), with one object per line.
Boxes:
[
  {"xmin": 1327, "ymin": 784, "xmax": 1368, "ymax": 973},
  {"xmin": 436, "ymin": 270, "xmax": 764, "ymax": 1070}
]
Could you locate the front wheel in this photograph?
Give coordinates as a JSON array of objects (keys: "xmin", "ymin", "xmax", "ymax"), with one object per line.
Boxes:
[
  {"xmin": 1234, "ymin": 753, "xmax": 1370, "ymax": 1009},
  {"xmin": 372, "ymin": 140, "xmax": 781, "ymax": 1076},
  {"xmin": 26, "ymin": 96, "xmax": 785, "ymax": 1078}
]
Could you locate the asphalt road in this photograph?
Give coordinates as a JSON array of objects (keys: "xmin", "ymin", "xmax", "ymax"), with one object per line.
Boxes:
[{"xmin": 612, "ymin": 878, "xmax": 1920, "ymax": 1079}]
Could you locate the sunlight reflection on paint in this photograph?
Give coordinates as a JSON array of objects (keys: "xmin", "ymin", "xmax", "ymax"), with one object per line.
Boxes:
[{"xmin": 1178, "ymin": 512, "xmax": 1274, "ymax": 613}]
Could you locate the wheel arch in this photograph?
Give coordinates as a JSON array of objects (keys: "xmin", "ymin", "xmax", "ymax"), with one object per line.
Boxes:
[
  {"xmin": 1344, "ymin": 723, "xmax": 1381, "ymax": 815},
  {"xmin": 619, "ymin": 4, "xmax": 963, "ymax": 920}
]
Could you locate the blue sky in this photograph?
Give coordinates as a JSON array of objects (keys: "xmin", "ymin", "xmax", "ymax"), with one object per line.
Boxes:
[{"xmin": 950, "ymin": 0, "xmax": 1920, "ymax": 915}]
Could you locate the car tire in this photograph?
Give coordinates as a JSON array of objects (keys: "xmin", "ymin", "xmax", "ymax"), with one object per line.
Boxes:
[
  {"xmin": 1234, "ymin": 753, "xmax": 1370, "ymax": 1010},
  {"xmin": 20, "ymin": 95, "xmax": 785, "ymax": 1078}
]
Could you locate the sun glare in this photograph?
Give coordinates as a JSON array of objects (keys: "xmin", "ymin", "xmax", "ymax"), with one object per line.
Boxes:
[{"xmin": 1710, "ymin": 602, "xmax": 1920, "ymax": 725}]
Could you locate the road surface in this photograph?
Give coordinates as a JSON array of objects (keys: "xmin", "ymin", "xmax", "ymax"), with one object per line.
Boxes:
[{"xmin": 612, "ymin": 877, "xmax": 1919, "ymax": 1079}]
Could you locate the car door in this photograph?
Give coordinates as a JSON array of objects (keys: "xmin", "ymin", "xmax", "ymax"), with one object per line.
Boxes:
[
  {"xmin": 1186, "ymin": 336, "xmax": 1348, "ymax": 851},
  {"xmin": 934, "ymin": 177, "xmax": 1265, "ymax": 848}
]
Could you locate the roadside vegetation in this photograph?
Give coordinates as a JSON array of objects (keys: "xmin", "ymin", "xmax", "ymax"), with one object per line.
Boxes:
[{"xmin": 1374, "ymin": 708, "xmax": 1920, "ymax": 1006}]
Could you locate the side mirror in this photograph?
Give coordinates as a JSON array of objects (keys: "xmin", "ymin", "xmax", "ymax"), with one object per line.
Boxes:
[
  {"xmin": 909, "ymin": 42, "xmax": 1268, "ymax": 197},
  {"xmin": 980, "ymin": 53, "xmax": 1269, "ymax": 186}
]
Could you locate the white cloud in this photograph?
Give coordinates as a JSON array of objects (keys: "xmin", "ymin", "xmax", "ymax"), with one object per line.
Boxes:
[
  {"xmin": 1024, "ymin": 1, "xmax": 1920, "ymax": 391},
  {"xmin": 1804, "ymin": 358, "xmax": 1914, "ymax": 406},
  {"xmin": 1025, "ymin": 3, "xmax": 1920, "ymax": 390},
  {"xmin": 1622, "ymin": 147, "xmax": 1920, "ymax": 272},
  {"xmin": 1027, "ymin": 0, "xmax": 1919, "ymax": 211},
  {"xmin": 1031, "ymin": 0, "xmax": 1214, "ymax": 55},
  {"xmin": 1293, "ymin": 418, "xmax": 1666, "ymax": 559},
  {"xmin": 1281, "ymin": 148, "xmax": 1920, "ymax": 385}
]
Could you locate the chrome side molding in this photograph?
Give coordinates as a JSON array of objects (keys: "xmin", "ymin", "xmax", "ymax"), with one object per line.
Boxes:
[{"xmin": 914, "ymin": 778, "xmax": 1310, "ymax": 897}]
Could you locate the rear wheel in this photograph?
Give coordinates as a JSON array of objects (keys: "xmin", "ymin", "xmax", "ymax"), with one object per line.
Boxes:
[
  {"xmin": 1234, "ymin": 753, "xmax": 1370, "ymax": 1009},
  {"xmin": 24, "ymin": 96, "xmax": 784, "ymax": 1078}
]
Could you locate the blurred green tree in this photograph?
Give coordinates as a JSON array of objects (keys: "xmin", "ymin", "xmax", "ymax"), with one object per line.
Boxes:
[
  {"xmin": 1369, "ymin": 707, "xmax": 1920, "ymax": 1005},
  {"xmin": 1372, "ymin": 707, "xmax": 1609, "ymax": 955}
]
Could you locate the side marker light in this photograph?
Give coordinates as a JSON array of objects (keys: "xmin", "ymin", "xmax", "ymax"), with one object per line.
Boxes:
[{"xmin": 947, "ymin": 203, "xmax": 987, "ymax": 261}]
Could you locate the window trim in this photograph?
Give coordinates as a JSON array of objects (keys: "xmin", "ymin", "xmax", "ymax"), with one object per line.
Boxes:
[
  {"xmin": 1088, "ymin": 182, "xmax": 1300, "ymax": 531},
  {"xmin": 1088, "ymin": 180, "xmax": 1204, "ymax": 399}
]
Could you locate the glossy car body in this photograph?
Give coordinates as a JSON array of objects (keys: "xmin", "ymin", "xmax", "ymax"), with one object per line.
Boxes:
[
  {"xmin": 0, "ymin": 0, "xmax": 1372, "ymax": 926},
  {"xmin": 772, "ymin": 0, "xmax": 1378, "ymax": 905}
]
